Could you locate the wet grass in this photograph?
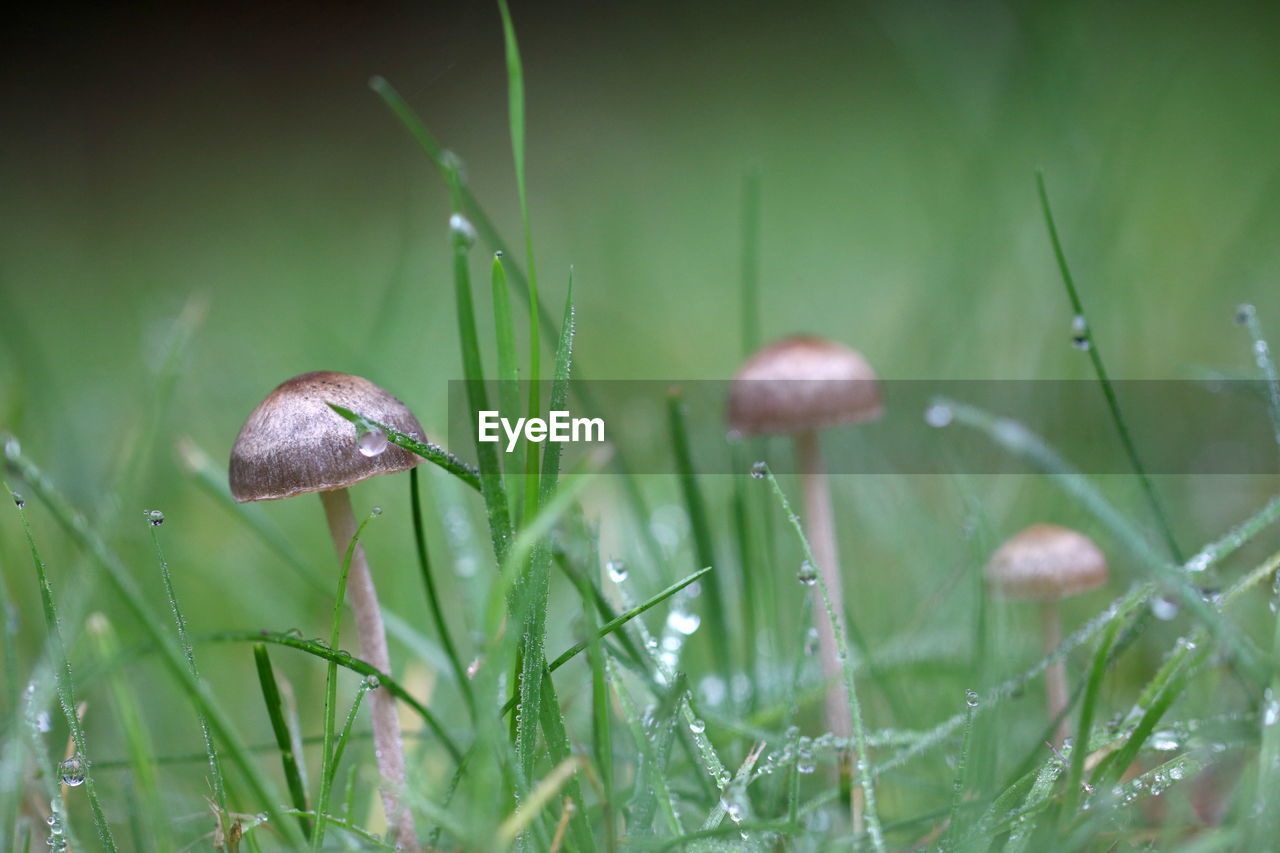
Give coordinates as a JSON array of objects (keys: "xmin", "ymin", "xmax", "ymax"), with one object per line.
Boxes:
[{"xmin": 5, "ymin": 6, "xmax": 1280, "ymax": 853}]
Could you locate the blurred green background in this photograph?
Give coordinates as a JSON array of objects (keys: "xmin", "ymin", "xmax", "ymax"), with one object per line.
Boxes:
[{"xmin": 4, "ymin": 0, "xmax": 1280, "ymax": 840}]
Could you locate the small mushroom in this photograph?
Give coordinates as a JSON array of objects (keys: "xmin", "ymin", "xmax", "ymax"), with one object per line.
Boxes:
[
  {"xmin": 985, "ymin": 523, "xmax": 1109, "ymax": 745},
  {"xmin": 728, "ymin": 335, "xmax": 882, "ymax": 743},
  {"xmin": 230, "ymin": 371, "xmax": 424, "ymax": 847}
]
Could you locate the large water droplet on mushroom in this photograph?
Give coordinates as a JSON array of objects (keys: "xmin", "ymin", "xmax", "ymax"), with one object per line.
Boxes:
[
  {"xmin": 358, "ymin": 429, "xmax": 388, "ymax": 457},
  {"xmin": 58, "ymin": 753, "xmax": 85, "ymax": 787}
]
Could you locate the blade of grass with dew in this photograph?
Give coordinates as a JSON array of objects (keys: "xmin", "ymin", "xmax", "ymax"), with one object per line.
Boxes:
[
  {"xmin": 326, "ymin": 676, "xmax": 376, "ymax": 793},
  {"xmin": 1252, "ymin": 566, "xmax": 1280, "ymax": 846},
  {"xmin": 516, "ymin": 281, "xmax": 575, "ymax": 796},
  {"xmin": 409, "ymin": 466, "xmax": 475, "ymax": 719},
  {"xmin": 758, "ymin": 464, "xmax": 885, "ymax": 852},
  {"xmin": 312, "ymin": 510, "xmax": 374, "ymax": 849},
  {"xmin": 147, "ymin": 518, "xmax": 229, "ymax": 821},
  {"xmin": 207, "ymin": 631, "xmax": 461, "ymax": 762},
  {"xmin": 566, "ymin": 557, "xmax": 615, "ymax": 851},
  {"xmin": 86, "ymin": 613, "xmax": 170, "ymax": 853},
  {"xmin": 326, "ymin": 405, "xmax": 482, "ymax": 492},
  {"xmin": 252, "ymin": 644, "xmax": 311, "ymax": 839},
  {"xmin": 1234, "ymin": 303, "xmax": 1280, "ymax": 450},
  {"xmin": 943, "ymin": 691, "xmax": 979, "ymax": 850},
  {"xmin": 6, "ymin": 482, "xmax": 117, "ymax": 852},
  {"xmin": 606, "ymin": 656, "xmax": 682, "ymax": 837},
  {"xmin": 445, "ymin": 172, "xmax": 514, "ymax": 567},
  {"xmin": 1062, "ymin": 610, "xmax": 1128, "ymax": 818},
  {"xmin": 492, "ymin": 253, "xmax": 525, "ymax": 503},
  {"xmin": 496, "ymin": 0, "xmax": 544, "ymax": 530},
  {"xmin": 728, "ymin": 445, "xmax": 761, "ymax": 697},
  {"xmin": 366, "ymin": 74, "xmax": 670, "ymax": 574},
  {"xmin": 1036, "ymin": 170, "xmax": 1182, "ymax": 561},
  {"xmin": 536, "ymin": 673, "xmax": 596, "ymax": 853},
  {"xmin": 667, "ymin": 388, "xmax": 731, "ymax": 677},
  {"xmin": 936, "ymin": 398, "xmax": 1264, "ymax": 682}
]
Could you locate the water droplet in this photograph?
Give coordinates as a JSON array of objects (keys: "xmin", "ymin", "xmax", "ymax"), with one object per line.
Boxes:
[
  {"xmin": 689, "ymin": 718, "xmax": 706, "ymax": 734},
  {"xmin": 449, "ymin": 213, "xmax": 478, "ymax": 247},
  {"xmin": 370, "ymin": 505, "xmax": 383, "ymax": 517},
  {"xmin": 1264, "ymin": 688, "xmax": 1279, "ymax": 726},
  {"xmin": 606, "ymin": 559, "xmax": 628, "ymax": 583},
  {"xmin": 924, "ymin": 403, "xmax": 954, "ymax": 428},
  {"xmin": 803, "ymin": 626, "xmax": 819, "ymax": 656},
  {"xmin": 285, "ymin": 627, "xmax": 304, "ymax": 639},
  {"xmin": 797, "ymin": 754, "xmax": 816, "ymax": 774},
  {"xmin": 1236, "ymin": 304, "xmax": 1256, "ymax": 326},
  {"xmin": 1070, "ymin": 314, "xmax": 1090, "ymax": 350},
  {"xmin": 716, "ymin": 770, "xmax": 731, "ymax": 787},
  {"xmin": 666, "ymin": 609, "xmax": 701, "ymax": 635},
  {"xmin": 358, "ymin": 429, "xmax": 388, "ymax": 457},
  {"xmin": 4, "ymin": 436, "xmax": 20, "ymax": 460},
  {"xmin": 11, "ymin": 491, "xmax": 23, "ymax": 508},
  {"xmin": 364, "ymin": 674, "xmax": 381, "ymax": 690},
  {"xmin": 58, "ymin": 753, "xmax": 85, "ymax": 787},
  {"xmin": 965, "ymin": 689, "xmax": 979, "ymax": 708},
  {"xmin": 796, "ymin": 561, "xmax": 818, "ymax": 586},
  {"xmin": 1150, "ymin": 597, "xmax": 1179, "ymax": 621},
  {"xmin": 750, "ymin": 461, "xmax": 766, "ymax": 479},
  {"xmin": 1168, "ymin": 765, "xmax": 1184, "ymax": 781},
  {"xmin": 144, "ymin": 509, "xmax": 165, "ymax": 526}
]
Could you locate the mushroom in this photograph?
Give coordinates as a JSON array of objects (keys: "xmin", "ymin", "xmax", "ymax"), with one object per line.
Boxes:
[
  {"xmin": 985, "ymin": 523, "xmax": 1109, "ymax": 745},
  {"xmin": 728, "ymin": 335, "xmax": 882, "ymax": 744},
  {"xmin": 230, "ymin": 371, "xmax": 424, "ymax": 847}
]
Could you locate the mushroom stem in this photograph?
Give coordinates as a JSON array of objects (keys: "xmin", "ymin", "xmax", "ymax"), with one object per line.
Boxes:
[
  {"xmin": 1041, "ymin": 600, "xmax": 1069, "ymax": 746},
  {"xmin": 794, "ymin": 428, "xmax": 852, "ymax": 743},
  {"xmin": 320, "ymin": 488, "xmax": 416, "ymax": 848}
]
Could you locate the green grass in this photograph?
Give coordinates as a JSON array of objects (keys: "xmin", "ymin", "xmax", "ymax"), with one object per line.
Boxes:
[{"xmin": 6, "ymin": 4, "xmax": 1280, "ymax": 852}]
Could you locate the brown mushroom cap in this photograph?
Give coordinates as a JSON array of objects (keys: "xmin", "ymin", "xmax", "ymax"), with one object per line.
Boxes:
[
  {"xmin": 229, "ymin": 371, "xmax": 426, "ymax": 502},
  {"xmin": 727, "ymin": 335, "xmax": 882, "ymax": 435},
  {"xmin": 985, "ymin": 523, "xmax": 1109, "ymax": 601}
]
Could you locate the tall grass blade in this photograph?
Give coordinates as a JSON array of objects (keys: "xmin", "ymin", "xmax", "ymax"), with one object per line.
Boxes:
[
  {"xmin": 147, "ymin": 520, "xmax": 228, "ymax": 817},
  {"xmin": 1235, "ymin": 303, "xmax": 1280, "ymax": 449},
  {"xmin": 6, "ymin": 481, "xmax": 118, "ymax": 852},
  {"xmin": 251, "ymin": 644, "xmax": 311, "ymax": 838},
  {"xmin": 758, "ymin": 465, "xmax": 885, "ymax": 852},
  {"xmin": 1035, "ymin": 170, "xmax": 1182, "ymax": 561},
  {"xmin": 409, "ymin": 466, "xmax": 475, "ymax": 719},
  {"xmin": 667, "ymin": 388, "xmax": 731, "ymax": 677},
  {"xmin": 313, "ymin": 510, "xmax": 374, "ymax": 849}
]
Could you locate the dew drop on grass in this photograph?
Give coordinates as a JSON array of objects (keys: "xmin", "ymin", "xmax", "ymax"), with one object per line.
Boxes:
[
  {"xmin": 370, "ymin": 506, "xmax": 383, "ymax": 517},
  {"xmin": 965, "ymin": 689, "xmax": 979, "ymax": 708},
  {"xmin": 750, "ymin": 461, "xmax": 766, "ymax": 479},
  {"xmin": 606, "ymin": 559, "xmax": 628, "ymax": 583},
  {"xmin": 285, "ymin": 627, "xmax": 304, "ymax": 639},
  {"xmin": 666, "ymin": 608, "xmax": 701, "ymax": 635},
  {"xmin": 797, "ymin": 561, "xmax": 818, "ymax": 586},
  {"xmin": 689, "ymin": 718, "xmax": 706, "ymax": 734},
  {"xmin": 1236, "ymin": 304, "xmax": 1257, "ymax": 326},
  {"xmin": 716, "ymin": 770, "xmax": 731, "ymax": 787},
  {"xmin": 924, "ymin": 403, "xmax": 953, "ymax": 428},
  {"xmin": 449, "ymin": 213, "xmax": 478, "ymax": 247},
  {"xmin": 358, "ymin": 429, "xmax": 388, "ymax": 457},
  {"xmin": 58, "ymin": 753, "xmax": 85, "ymax": 787},
  {"xmin": 364, "ymin": 675, "xmax": 381, "ymax": 690},
  {"xmin": 1150, "ymin": 596, "xmax": 1179, "ymax": 620},
  {"xmin": 144, "ymin": 509, "xmax": 165, "ymax": 526},
  {"xmin": 1070, "ymin": 314, "xmax": 1090, "ymax": 350}
]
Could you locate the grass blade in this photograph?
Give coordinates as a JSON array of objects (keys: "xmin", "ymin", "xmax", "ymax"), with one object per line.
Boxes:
[
  {"xmin": 326, "ymin": 405, "xmax": 481, "ymax": 492},
  {"xmin": 251, "ymin": 644, "xmax": 311, "ymax": 839},
  {"xmin": 758, "ymin": 464, "xmax": 885, "ymax": 852},
  {"xmin": 313, "ymin": 510, "xmax": 374, "ymax": 849},
  {"xmin": 1234, "ymin": 303, "xmax": 1280, "ymax": 449},
  {"xmin": 667, "ymin": 388, "xmax": 731, "ymax": 678},
  {"xmin": 147, "ymin": 518, "xmax": 228, "ymax": 816},
  {"xmin": 6, "ymin": 479, "xmax": 118, "ymax": 852},
  {"xmin": 1035, "ymin": 170, "xmax": 1182, "ymax": 562},
  {"xmin": 409, "ymin": 466, "xmax": 476, "ymax": 718}
]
